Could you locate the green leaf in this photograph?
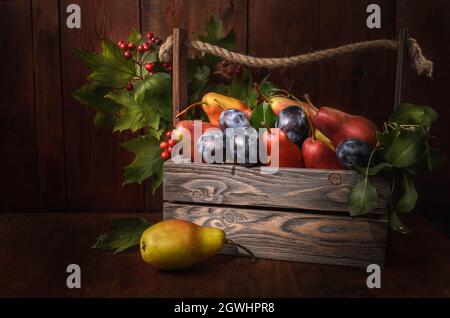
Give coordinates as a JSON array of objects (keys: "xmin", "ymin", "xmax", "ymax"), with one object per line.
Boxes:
[
  {"xmin": 128, "ymin": 29, "xmax": 142, "ymax": 45},
  {"xmin": 94, "ymin": 110, "xmax": 117, "ymax": 127},
  {"xmin": 355, "ymin": 162, "xmax": 393, "ymax": 176},
  {"xmin": 379, "ymin": 128, "xmax": 427, "ymax": 168},
  {"xmin": 198, "ymin": 16, "xmax": 223, "ymax": 44},
  {"xmin": 389, "ymin": 210, "xmax": 414, "ymax": 234},
  {"xmin": 347, "ymin": 178, "xmax": 378, "ymax": 216},
  {"xmin": 92, "ymin": 218, "xmax": 150, "ymax": 254},
  {"xmin": 106, "ymin": 91, "xmax": 151, "ymax": 133},
  {"xmin": 73, "ymin": 49, "xmax": 104, "ymax": 69},
  {"xmin": 226, "ymin": 68, "xmax": 253, "ymax": 101},
  {"xmin": 197, "ymin": 16, "xmax": 235, "ymax": 66},
  {"xmin": 390, "ymin": 103, "xmax": 438, "ymax": 126},
  {"xmin": 72, "ymin": 82, "xmax": 120, "ymax": 112},
  {"xmin": 72, "ymin": 82, "xmax": 121, "ymax": 127},
  {"xmin": 217, "ymin": 30, "xmax": 236, "ymax": 50},
  {"xmin": 407, "ymin": 148, "xmax": 447, "ymax": 176},
  {"xmin": 251, "ymin": 101, "xmax": 277, "ymax": 129},
  {"xmin": 134, "ymin": 73, "xmax": 172, "ymax": 122},
  {"xmin": 396, "ymin": 173, "xmax": 418, "ymax": 213},
  {"xmin": 188, "ymin": 64, "xmax": 210, "ymax": 103},
  {"xmin": 121, "ymin": 135, "xmax": 163, "ymax": 186},
  {"xmin": 86, "ymin": 39, "xmax": 136, "ymax": 87}
]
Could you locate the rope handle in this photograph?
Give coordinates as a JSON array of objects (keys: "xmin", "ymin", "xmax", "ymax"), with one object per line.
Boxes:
[{"xmin": 159, "ymin": 36, "xmax": 433, "ymax": 78}]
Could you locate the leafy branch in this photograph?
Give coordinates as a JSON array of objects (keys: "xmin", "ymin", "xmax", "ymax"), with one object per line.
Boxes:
[{"xmin": 347, "ymin": 103, "xmax": 446, "ymax": 233}]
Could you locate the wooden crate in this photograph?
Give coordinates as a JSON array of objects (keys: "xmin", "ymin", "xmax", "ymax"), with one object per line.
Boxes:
[
  {"xmin": 163, "ymin": 161, "xmax": 389, "ymax": 267},
  {"xmin": 163, "ymin": 28, "xmax": 410, "ymax": 267}
]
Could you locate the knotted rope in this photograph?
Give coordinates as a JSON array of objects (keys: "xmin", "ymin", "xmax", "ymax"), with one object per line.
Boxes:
[{"xmin": 158, "ymin": 36, "xmax": 433, "ymax": 78}]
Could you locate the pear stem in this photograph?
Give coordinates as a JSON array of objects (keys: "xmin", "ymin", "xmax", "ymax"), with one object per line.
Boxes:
[
  {"xmin": 175, "ymin": 101, "xmax": 207, "ymax": 119},
  {"xmin": 302, "ymin": 94, "xmax": 319, "ymax": 112},
  {"xmin": 225, "ymin": 239, "xmax": 256, "ymax": 262}
]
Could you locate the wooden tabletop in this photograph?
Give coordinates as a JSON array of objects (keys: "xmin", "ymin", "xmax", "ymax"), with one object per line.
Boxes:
[{"xmin": 0, "ymin": 212, "xmax": 449, "ymax": 297}]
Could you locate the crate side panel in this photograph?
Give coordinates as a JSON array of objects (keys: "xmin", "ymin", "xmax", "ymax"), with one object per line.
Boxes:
[
  {"xmin": 163, "ymin": 203, "xmax": 387, "ymax": 268},
  {"xmin": 163, "ymin": 161, "xmax": 390, "ymax": 213}
]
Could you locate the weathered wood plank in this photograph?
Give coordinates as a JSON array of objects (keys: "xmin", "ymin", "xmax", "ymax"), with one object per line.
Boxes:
[
  {"xmin": 248, "ymin": 0, "xmax": 320, "ymax": 96},
  {"xmin": 172, "ymin": 28, "xmax": 188, "ymax": 123},
  {"xmin": 396, "ymin": 0, "xmax": 450, "ymax": 218},
  {"xmin": 32, "ymin": 0, "xmax": 67, "ymax": 211},
  {"xmin": 60, "ymin": 0, "xmax": 144, "ymax": 212},
  {"xmin": 317, "ymin": 0, "xmax": 396, "ymax": 127},
  {"xmin": 164, "ymin": 202, "xmax": 387, "ymax": 267},
  {"xmin": 0, "ymin": 0, "xmax": 39, "ymax": 212},
  {"xmin": 163, "ymin": 161, "xmax": 390, "ymax": 212}
]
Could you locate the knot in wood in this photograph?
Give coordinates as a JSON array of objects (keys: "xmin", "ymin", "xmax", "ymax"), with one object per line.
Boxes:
[
  {"xmin": 328, "ymin": 173, "xmax": 342, "ymax": 185},
  {"xmin": 192, "ymin": 190, "xmax": 202, "ymax": 199}
]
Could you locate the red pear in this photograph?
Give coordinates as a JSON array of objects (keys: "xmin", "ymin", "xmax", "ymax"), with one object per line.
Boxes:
[
  {"xmin": 302, "ymin": 137, "xmax": 342, "ymax": 170},
  {"xmin": 262, "ymin": 128, "xmax": 304, "ymax": 168},
  {"xmin": 312, "ymin": 107, "xmax": 378, "ymax": 147}
]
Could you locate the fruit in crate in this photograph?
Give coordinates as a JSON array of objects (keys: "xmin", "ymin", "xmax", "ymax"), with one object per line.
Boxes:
[
  {"xmin": 172, "ymin": 120, "xmax": 219, "ymax": 161},
  {"xmin": 196, "ymin": 129, "xmax": 225, "ymax": 163},
  {"xmin": 262, "ymin": 128, "xmax": 304, "ymax": 168},
  {"xmin": 140, "ymin": 219, "xmax": 225, "ymax": 270},
  {"xmin": 269, "ymin": 96, "xmax": 318, "ymax": 119},
  {"xmin": 225, "ymin": 127, "xmax": 260, "ymax": 167},
  {"xmin": 202, "ymin": 93, "xmax": 252, "ymax": 126},
  {"xmin": 275, "ymin": 106, "xmax": 310, "ymax": 145},
  {"xmin": 312, "ymin": 107, "xmax": 378, "ymax": 147},
  {"xmin": 336, "ymin": 138, "xmax": 376, "ymax": 169},
  {"xmin": 219, "ymin": 109, "xmax": 251, "ymax": 130},
  {"xmin": 302, "ymin": 137, "xmax": 342, "ymax": 170}
]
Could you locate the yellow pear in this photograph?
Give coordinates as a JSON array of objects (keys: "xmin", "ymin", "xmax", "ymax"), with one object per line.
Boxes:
[{"xmin": 140, "ymin": 219, "xmax": 226, "ymax": 270}]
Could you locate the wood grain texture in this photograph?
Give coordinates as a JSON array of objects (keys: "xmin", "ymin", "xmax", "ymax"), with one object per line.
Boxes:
[
  {"xmin": 396, "ymin": 0, "xmax": 450, "ymax": 219},
  {"xmin": 163, "ymin": 161, "xmax": 390, "ymax": 212},
  {"xmin": 59, "ymin": 0, "xmax": 144, "ymax": 212},
  {"xmin": 32, "ymin": 0, "xmax": 67, "ymax": 211},
  {"xmin": 317, "ymin": 0, "xmax": 396, "ymax": 126},
  {"xmin": 141, "ymin": 0, "xmax": 248, "ymax": 52},
  {"xmin": 248, "ymin": 0, "xmax": 320, "ymax": 96},
  {"xmin": 0, "ymin": 0, "xmax": 39, "ymax": 212},
  {"xmin": 164, "ymin": 202, "xmax": 387, "ymax": 267},
  {"xmin": 0, "ymin": 212, "xmax": 449, "ymax": 297},
  {"xmin": 172, "ymin": 28, "xmax": 188, "ymax": 123}
]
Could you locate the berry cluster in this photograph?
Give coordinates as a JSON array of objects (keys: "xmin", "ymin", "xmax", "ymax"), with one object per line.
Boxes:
[
  {"xmin": 221, "ymin": 60, "xmax": 243, "ymax": 77},
  {"xmin": 118, "ymin": 31, "xmax": 170, "ymax": 92},
  {"xmin": 160, "ymin": 130, "xmax": 177, "ymax": 160}
]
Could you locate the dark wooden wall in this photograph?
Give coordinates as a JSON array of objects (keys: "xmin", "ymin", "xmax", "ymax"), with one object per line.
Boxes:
[{"xmin": 1, "ymin": 0, "xmax": 449, "ymax": 217}]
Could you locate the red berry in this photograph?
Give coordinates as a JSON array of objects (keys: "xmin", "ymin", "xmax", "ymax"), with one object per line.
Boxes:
[
  {"xmin": 167, "ymin": 147, "xmax": 173, "ymax": 154},
  {"xmin": 226, "ymin": 69, "xmax": 234, "ymax": 77},
  {"xmin": 221, "ymin": 60, "xmax": 229, "ymax": 67},
  {"xmin": 160, "ymin": 141, "xmax": 169, "ymax": 149},
  {"xmin": 125, "ymin": 82, "xmax": 133, "ymax": 91},
  {"xmin": 146, "ymin": 32, "xmax": 154, "ymax": 40},
  {"xmin": 124, "ymin": 50, "xmax": 133, "ymax": 60},
  {"xmin": 118, "ymin": 40, "xmax": 126, "ymax": 46},
  {"xmin": 168, "ymin": 139, "xmax": 176, "ymax": 147},
  {"xmin": 165, "ymin": 130, "xmax": 172, "ymax": 139},
  {"xmin": 167, "ymin": 66, "xmax": 173, "ymax": 72},
  {"xmin": 119, "ymin": 42, "xmax": 128, "ymax": 50},
  {"xmin": 143, "ymin": 42, "xmax": 151, "ymax": 51},
  {"xmin": 161, "ymin": 151, "xmax": 170, "ymax": 160},
  {"xmin": 153, "ymin": 37, "xmax": 162, "ymax": 45},
  {"xmin": 145, "ymin": 63, "xmax": 154, "ymax": 72},
  {"xmin": 137, "ymin": 45, "xmax": 144, "ymax": 52},
  {"xmin": 128, "ymin": 43, "xmax": 136, "ymax": 50}
]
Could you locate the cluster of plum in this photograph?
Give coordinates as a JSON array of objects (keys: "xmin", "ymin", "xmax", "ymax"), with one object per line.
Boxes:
[{"xmin": 164, "ymin": 91, "xmax": 379, "ymax": 171}]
